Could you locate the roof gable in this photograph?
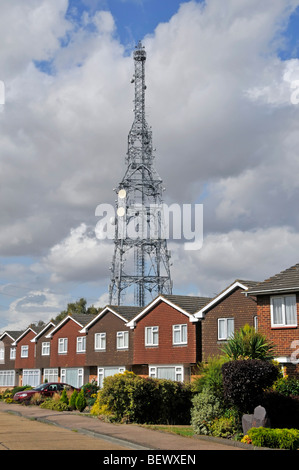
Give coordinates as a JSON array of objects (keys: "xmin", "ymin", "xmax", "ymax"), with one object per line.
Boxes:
[
  {"xmin": 194, "ymin": 280, "xmax": 256, "ymax": 318},
  {"xmin": 126, "ymin": 294, "xmax": 212, "ymax": 328},
  {"xmin": 80, "ymin": 305, "xmax": 142, "ymax": 333},
  {"xmin": 46, "ymin": 314, "xmax": 96, "ymax": 338}
]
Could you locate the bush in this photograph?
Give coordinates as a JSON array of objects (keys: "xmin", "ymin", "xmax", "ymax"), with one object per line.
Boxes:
[
  {"xmin": 221, "ymin": 324, "xmax": 275, "ymax": 361},
  {"xmin": 272, "ymin": 376, "xmax": 299, "ymax": 397},
  {"xmin": 40, "ymin": 399, "xmax": 69, "ymax": 411},
  {"xmin": 221, "ymin": 359, "xmax": 279, "ymax": 414},
  {"xmin": 69, "ymin": 389, "xmax": 78, "ymax": 410},
  {"xmin": 191, "ymin": 389, "xmax": 223, "ymax": 435},
  {"xmin": 60, "ymin": 389, "xmax": 69, "ymax": 405},
  {"xmin": 91, "ymin": 371, "xmax": 193, "ymax": 424},
  {"xmin": 75, "ymin": 389, "xmax": 87, "ymax": 412},
  {"xmin": 247, "ymin": 427, "xmax": 299, "ymax": 450},
  {"xmin": 193, "ymin": 356, "xmax": 227, "ymax": 400}
]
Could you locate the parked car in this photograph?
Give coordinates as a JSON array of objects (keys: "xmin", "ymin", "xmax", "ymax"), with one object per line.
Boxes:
[{"xmin": 13, "ymin": 382, "xmax": 79, "ymax": 403}]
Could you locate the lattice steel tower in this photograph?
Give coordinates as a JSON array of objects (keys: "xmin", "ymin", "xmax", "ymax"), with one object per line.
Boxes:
[{"xmin": 109, "ymin": 41, "xmax": 172, "ymax": 307}]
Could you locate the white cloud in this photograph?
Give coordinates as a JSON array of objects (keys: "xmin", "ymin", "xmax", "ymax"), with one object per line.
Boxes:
[{"xmin": 1, "ymin": 0, "xmax": 299, "ymax": 329}]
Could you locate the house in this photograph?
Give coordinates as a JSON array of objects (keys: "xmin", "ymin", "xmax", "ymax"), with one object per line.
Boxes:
[
  {"xmin": 13, "ymin": 327, "xmax": 43, "ymax": 387},
  {"xmin": 30, "ymin": 322, "xmax": 56, "ymax": 383},
  {"xmin": 127, "ymin": 294, "xmax": 212, "ymax": 382},
  {"xmin": 194, "ymin": 280, "xmax": 258, "ymax": 361},
  {"xmin": 46, "ymin": 314, "xmax": 95, "ymax": 388},
  {"xmin": 80, "ymin": 305, "xmax": 142, "ymax": 387},
  {"xmin": 0, "ymin": 331, "xmax": 24, "ymax": 389},
  {"xmin": 246, "ymin": 264, "xmax": 299, "ymax": 377}
]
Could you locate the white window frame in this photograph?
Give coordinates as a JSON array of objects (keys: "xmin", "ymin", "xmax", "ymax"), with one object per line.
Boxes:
[
  {"xmin": 76, "ymin": 336, "xmax": 86, "ymax": 353},
  {"xmin": 21, "ymin": 345, "xmax": 29, "ymax": 358},
  {"xmin": 41, "ymin": 342, "xmax": 50, "ymax": 356},
  {"xmin": 149, "ymin": 365, "xmax": 184, "ymax": 382},
  {"xmin": 270, "ymin": 295, "xmax": 297, "ymax": 327},
  {"xmin": 95, "ymin": 333, "xmax": 106, "ymax": 351},
  {"xmin": 58, "ymin": 338, "xmax": 68, "ymax": 354},
  {"xmin": 0, "ymin": 344, "xmax": 4, "ymax": 362},
  {"xmin": 44, "ymin": 368, "xmax": 58, "ymax": 383},
  {"xmin": 0, "ymin": 370, "xmax": 15, "ymax": 387},
  {"xmin": 10, "ymin": 347, "xmax": 16, "ymax": 360},
  {"xmin": 145, "ymin": 326, "xmax": 159, "ymax": 346},
  {"xmin": 172, "ymin": 324, "xmax": 188, "ymax": 345},
  {"xmin": 218, "ymin": 318, "xmax": 234, "ymax": 340},
  {"xmin": 116, "ymin": 331, "xmax": 129, "ymax": 350}
]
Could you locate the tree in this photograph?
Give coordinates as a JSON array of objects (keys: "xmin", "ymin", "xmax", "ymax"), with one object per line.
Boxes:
[
  {"xmin": 51, "ymin": 298, "xmax": 99, "ymax": 324},
  {"xmin": 221, "ymin": 324, "xmax": 275, "ymax": 361}
]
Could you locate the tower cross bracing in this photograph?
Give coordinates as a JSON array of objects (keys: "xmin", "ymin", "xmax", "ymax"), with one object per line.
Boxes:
[{"xmin": 109, "ymin": 41, "xmax": 172, "ymax": 307}]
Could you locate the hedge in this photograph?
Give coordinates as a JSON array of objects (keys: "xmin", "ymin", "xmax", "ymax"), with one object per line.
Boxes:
[
  {"xmin": 246, "ymin": 427, "xmax": 299, "ymax": 450},
  {"xmin": 91, "ymin": 371, "xmax": 193, "ymax": 424}
]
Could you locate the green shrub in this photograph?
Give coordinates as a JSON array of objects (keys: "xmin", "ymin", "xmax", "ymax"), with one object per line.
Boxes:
[
  {"xmin": 91, "ymin": 371, "xmax": 193, "ymax": 424},
  {"xmin": 69, "ymin": 389, "xmax": 78, "ymax": 410},
  {"xmin": 193, "ymin": 356, "xmax": 227, "ymax": 400},
  {"xmin": 272, "ymin": 376, "xmax": 299, "ymax": 397},
  {"xmin": 60, "ymin": 389, "xmax": 69, "ymax": 405},
  {"xmin": 222, "ymin": 359, "xmax": 279, "ymax": 413},
  {"xmin": 40, "ymin": 399, "xmax": 69, "ymax": 411},
  {"xmin": 247, "ymin": 427, "xmax": 299, "ymax": 450},
  {"xmin": 191, "ymin": 389, "xmax": 223, "ymax": 435},
  {"xmin": 75, "ymin": 389, "xmax": 87, "ymax": 412}
]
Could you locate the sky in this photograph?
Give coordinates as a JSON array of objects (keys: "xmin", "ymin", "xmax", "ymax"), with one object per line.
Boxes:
[{"xmin": 1, "ymin": 0, "xmax": 299, "ymax": 331}]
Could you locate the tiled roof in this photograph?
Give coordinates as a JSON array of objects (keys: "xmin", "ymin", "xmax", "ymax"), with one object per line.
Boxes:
[
  {"xmin": 107, "ymin": 305, "xmax": 144, "ymax": 321},
  {"xmin": 161, "ymin": 294, "xmax": 212, "ymax": 314},
  {"xmin": 247, "ymin": 263, "xmax": 299, "ymax": 294},
  {"xmin": 70, "ymin": 314, "xmax": 98, "ymax": 326}
]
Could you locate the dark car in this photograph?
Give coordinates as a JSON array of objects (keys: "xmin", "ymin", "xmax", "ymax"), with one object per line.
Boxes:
[{"xmin": 13, "ymin": 382, "xmax": 78, "ymax": 403}]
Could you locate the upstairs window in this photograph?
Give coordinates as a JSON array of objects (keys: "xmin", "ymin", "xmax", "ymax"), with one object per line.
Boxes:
[
  {"xmin": 58, "ymin": 338, "xmax": 68, "ymax": 354},
  {"xmin": 271, "ymin": 295, "xmax": 297, "ymax": 327},
  {"xmin": 117, "ymin": 331, "xmax": 129, "ymax": 350},
  {"xmin": 76, "ymin": 336, "xmax": 86, "ymax": 353},
  {"xmin": 145, "ymin": 326, "xmax": 159, "ymax": 346},
  {"xmin": 10, "ymin": 348, "xmax": 16, "ymax": 360},
  {"xmin": 42, "ymin": 342, "xmax": 50, "ymax": 356},
  {"xmin": 95, "ymin": 332, "xmax": 106, "ymax": 351},
  {"xmin": 173, "ymin": 324, "xmax": 187, "ymax": 345},
  {"xmin": 21, "ymin": 345, "xmax": 29, "ymax": 358},
  {"xmin": 218, "ymin": 318, "xmax": 234, "ymax": 340}
]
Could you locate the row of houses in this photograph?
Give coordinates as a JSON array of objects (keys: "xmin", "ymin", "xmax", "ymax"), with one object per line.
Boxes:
[{"xmin": 1, "ymin": 263, "xmax": 299, "ymax": 390}]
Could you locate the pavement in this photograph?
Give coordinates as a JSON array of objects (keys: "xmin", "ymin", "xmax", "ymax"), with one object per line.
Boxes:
[{"xmin": 0, "ymin": 401, "xmax": 250, "ymax": 451}]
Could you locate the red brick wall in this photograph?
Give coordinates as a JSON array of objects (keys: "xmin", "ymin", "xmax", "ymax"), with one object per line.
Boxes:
[
  {"xmin": 201, "ymin": 288, "xmax": 257, "ymax": 362},
  {"xmin": 14, "ymin": 330, "xmax": 36, "ymax": 369},
  {"xmin": 85, "ymin": 311, "xmax": 133, "ymax": 367},
  {"xmin": 49, "ymin": 319, "xmax": 86, "ymax": 368},
  {"xmin": 133, "ymin": 301, "xmax": 198, "ymax": 365},
  {"xmin": 257, "ymin": 294, "xmax": 299, "ymax": 358}
]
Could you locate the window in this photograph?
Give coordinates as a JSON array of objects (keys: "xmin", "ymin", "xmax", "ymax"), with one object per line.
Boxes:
[
  {"xmin": 117, "ymin": 331, "xmax": 129, "ymax": 349},
  {"xmin": 218, "ymin": 318, "xmax": 234, "ymax": 340},
  {"xmin": 42, "ymin": 342, "xmax": 50, "ymax": 356},
  {"xmin": 61, "ymin": 368, "xmax": 84, "ymax": 388},
  {"xmin": 76, "ymin": 336, "xmax": 86, "ymax": 353},
  {"xmin": 0, "ymin": 343, "xmax": 4, "ymax": 362},
  {"xmin": 44, "ymin": 368, "xmax": 58, "ymax": 383},
  {"xmin": 173, "ymin": 324, "xmax": 187, "ymax": 345},
  {"xmin": 10, "ymin": 348, "xmax": 16, "ymax": 360},
  {"xmin": 58, "ymin": 338, "xmax": 68, "ymax": 354},
  {"xmin": 149, "ymin": 366, "xmax": 184, "ymax": 382},
  {"xmin": 21, "ymin": 345, "xmax": 29, "ymax": 358},
  {"xmin": 145, "ymin": 326, "xmax": 159, "ymax": 346},
  {"xmin": 0, "ymin": 370, "xmax": 15, "ymax": 387},
  {"xmin": 95, "ymin": 333, "xmax": 106, "ymax": 351},
  {"xmin": 271, "ymin": 295, "xmax": 297, "ymax": 327}
]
